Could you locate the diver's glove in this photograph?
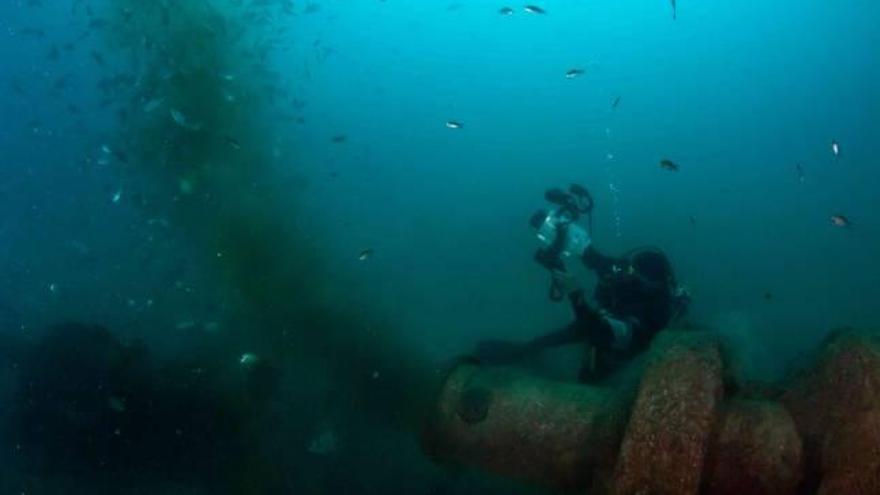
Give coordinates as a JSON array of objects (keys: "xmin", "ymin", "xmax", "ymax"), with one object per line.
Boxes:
[
  {"xmin": 671, "ymin": 285, "xmax": 692, "ymax": 321},
  {"xmin": 569, "ymin": 291, "xmax": 615, "ymax": 350},
  {"xmin": 473, "ymin": 340, "xmax": 529, "ymax": 365},
  {"xmin": 552, "ymin": 270, "xmax": 581, "ymax": 295}
]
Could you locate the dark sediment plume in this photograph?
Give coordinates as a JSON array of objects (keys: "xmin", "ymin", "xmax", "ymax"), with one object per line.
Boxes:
[
  {"xmin": 9, "ymin": 323, "xmax": 250, "ymax": 491},
  {"xmin": 85, "ymin": 0, "xmax": 437, "ymax": 489}
]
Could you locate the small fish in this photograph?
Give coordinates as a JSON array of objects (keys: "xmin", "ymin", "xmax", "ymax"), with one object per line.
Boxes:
[
  {"xmin": 611, "ymin": 96, "xmax": 622, "ymax": 109},
  {"xmin": 116, "ymin": 108, "xmax": 130, "ymax": 125},
  {"xmin": 670, "ymin": 0, "xmax": 677, "ymax": 20},
  {"xmin": 239, "ymin": 352, "xmax": 260, "ymax": 368},
  {"xmin": 112, "ymin": 190, "xmax": 123, "ymax": 203},
  {"xmin": 796, "ymin": 163, "xmax": 805, "ymax": 183},
  {"xmin": 113, "ymin": 149, "xmax": 129, "ymax": 164},
  {"xmin": 689, "ymin": 215, "xmax": 697, "ymax": 226},
  {"xmin": 170, "ymin": 109, "xmax": 203, "ymax": 131},
  {"xmin": 143, "ymin": 97, "xmax": 163, "ymax": 113},
  {"xmin": 19, "ymin": 27, "xmax": 46, "ymax": 38},
  {"xmin": 763, "ymin": 292, "xmax": 774, "ymax": 301},
  {"xmin": 308, "ymin": 424, "xmax": 339, "ymax": 455},
  {"xmin": 90, "ymin": 50, "xmax": 105, "ymax": 67},
  {"xmin": 499, "ymin": 6, "xmax": 514, "ymax": 15},
  {"xmin": 660, "ymin": 159, "xmax": 680, "ymax": 172},
  {"xmin": 331, "ymin": 134, "xmax": 347, "ymax": 144},
  {"xmin": 565, "ymin": 68, "xmax": 585, "ymax": 79},
  {"xmin": 88, "ymin": 18, "xmax": 109, "ymax": 30},
  {"xmin": 52, "ymin": 74, "xmax": 72, "ymax": 92},
  {"xmin": 445, "ymin": 120, "xmax": 463, "ymax": 130},
  {"xmin": 28, "ymin": 120, "xmax": 43, "ymax": 135},
  {"xmin": 830, "ymin": 214, "xmax": 851, "ymax": 228},
  {"xmin": 9, "ymin": 77, "xmax": 26, "ymax": 96},
  {"xmin": 831, "ymin": 139, "xmax": 840, "ymax": 159},
  {"xmin": 523, "ymin": 5, "xmax": 546, "ymax": 14},
  {"xmin": 224, "ymin": 136, "xmax": 242, "ymax": 150},
  {"xmin": 108, "ymin": 396, "xmax": 126, "ymax": 413},
  {"xmin": 170, "ymin": 109, "xmax": 187, "ymax": 126},
  {"xmin": 358, "ymin": 249, "xmax": 374, "ymax": 261},
  {"xmin": 147, "ymin": 218, "xmax": 171, "ymax": 228}
]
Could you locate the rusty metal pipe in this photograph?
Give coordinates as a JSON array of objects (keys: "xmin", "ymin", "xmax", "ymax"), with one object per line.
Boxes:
[
  {"xmin": 422, "ymin": 362, "xmax": 625, "ymax": 492},
  {"xmin": 423, "ymin": 330, "xmax": 880, "ymax": 494}
]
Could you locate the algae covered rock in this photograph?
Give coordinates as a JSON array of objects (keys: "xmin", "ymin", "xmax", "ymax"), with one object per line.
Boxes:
[
  {"xmin": 423, "ymin": 362, "xmax": 625, "ymax": 492},
  {"xmin": 782, "ymin": 328, "xmax": 880, "ymax": 494},
  {"xmin": 703, "ymin": 399, "xmax": 802, "ymax": 495},
  {"xmin": 612, "ymin": 331, "xmax": 723, "ymax": 495}
]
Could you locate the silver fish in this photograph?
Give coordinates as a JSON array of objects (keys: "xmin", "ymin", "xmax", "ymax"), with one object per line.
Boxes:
[
  {"xmin": 239, "ymin": 352, "xmax": 259, "ymax": 367},
  {"xmin": 830, "ymin": 214, "xmax": 851, "ymax": 228},
  {"xmin": 224, "ymin": 136, "xmax": 242, "ymax": 150},
  {"xmin": 170, "ymin": 109, "xmax": 203, "ymax": 131}
]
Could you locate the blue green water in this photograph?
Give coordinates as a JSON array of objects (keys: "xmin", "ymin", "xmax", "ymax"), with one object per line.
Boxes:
[{"xmin": 0, "ymin": 0, "xmax": 877, "ymax": 493}]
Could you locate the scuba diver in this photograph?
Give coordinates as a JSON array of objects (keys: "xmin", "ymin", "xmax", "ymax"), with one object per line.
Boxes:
[{"xmin": 475, "ymin": 184, "xmax": 690, "ymax": 382}]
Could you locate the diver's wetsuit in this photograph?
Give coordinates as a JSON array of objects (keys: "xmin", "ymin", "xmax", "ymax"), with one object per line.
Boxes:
[{"xmin": 526, "ymin": 245, "xmax": 677, "ymax": 381}]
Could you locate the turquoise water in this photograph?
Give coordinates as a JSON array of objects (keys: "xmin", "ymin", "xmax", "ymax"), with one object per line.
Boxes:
[{"xmin": 0, "ymin": 0, "xmax": 877, "ymax": 493}]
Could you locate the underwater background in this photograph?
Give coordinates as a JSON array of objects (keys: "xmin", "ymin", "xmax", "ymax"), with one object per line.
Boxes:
[{"xmin": 0, "ymin": 0, "xmax": 877, "ymax": 493}]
